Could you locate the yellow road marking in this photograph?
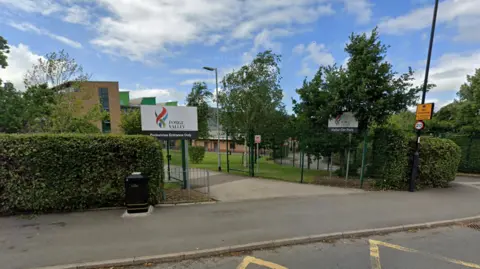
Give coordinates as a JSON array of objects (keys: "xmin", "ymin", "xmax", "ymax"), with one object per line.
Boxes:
[
  {"xmin": 369, "ymin": 239, "xmax": 480, "ymax": 269},
  {"xmin": 236, "ymin": 256, "xmax": 288, "ymax": 269},
  {"xmin": 369, "ymin": 240, "xmax": 382, "ymax": 269}
]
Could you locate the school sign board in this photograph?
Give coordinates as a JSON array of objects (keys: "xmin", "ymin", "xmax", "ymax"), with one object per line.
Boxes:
[
  {"xmin": 328, "ymin": 112, "xmax": 359, "ymax": 133},
  {"xmin": 141, "ymin": 105, "xmax": 198, "ymax": 139}
]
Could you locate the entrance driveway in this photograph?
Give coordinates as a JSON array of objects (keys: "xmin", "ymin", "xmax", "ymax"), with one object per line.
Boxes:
[{"xmin": 204, "ymin": 174, "xmax": 363, "ymax": 202}]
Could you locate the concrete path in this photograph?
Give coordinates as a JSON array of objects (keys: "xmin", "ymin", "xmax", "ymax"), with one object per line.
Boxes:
[
  {"xmin": 205, "ymin": 177, "xmax": 363, "ymax": 202},
  {"xmin": 1, "ymin": 181, "xmax": 480, "ymax": 269}
]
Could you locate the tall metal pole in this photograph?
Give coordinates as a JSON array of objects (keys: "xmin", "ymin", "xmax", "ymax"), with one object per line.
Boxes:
[
  {"xmin": 410, "ymin": 0, "xmax": 439, "ymax": 192},
  {"xmin": 215, "ymin": 68, "xmax": 221, "ymax": 172}
]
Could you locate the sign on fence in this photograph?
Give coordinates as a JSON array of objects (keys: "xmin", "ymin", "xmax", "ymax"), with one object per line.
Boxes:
[
  {"xmin": 255, "ymin": 135, "xmax": 261, "ymax": 144},
  {"xmin": 328, "ymin": 112, "xmax": 359, "ymax": 133},
  {"xmin": 141, "ymin": 105, "xmax": 198, "ymax": 139}
]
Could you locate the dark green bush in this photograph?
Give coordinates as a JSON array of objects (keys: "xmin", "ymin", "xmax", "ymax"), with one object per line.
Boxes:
[
  {"xmin": 416, "ymin": 137, "xmax": 461, "ymax": 188},
  {"xmin": 188, "ymin": 146, "xmax": 205, "ymax": 164},
  {"xmin": 0, "ymin": 134, "xmax": 163, "ymax": 214},
  {"xmin": 369, "ymin": 126, "xmax": 410, "ymax": 190},
  {"xmin": 448, "ymin": 135, "xmax": 480, "ymax": 173}
]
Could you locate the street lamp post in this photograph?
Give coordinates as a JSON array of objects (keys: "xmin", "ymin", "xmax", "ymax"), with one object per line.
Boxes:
[
  {"xmin": 410, "ymin": 0, "xmax": 439, "ymax": 192},
  {"xmin": 204, "ymin": 66, "xmax": 222, "ymax": 172}
]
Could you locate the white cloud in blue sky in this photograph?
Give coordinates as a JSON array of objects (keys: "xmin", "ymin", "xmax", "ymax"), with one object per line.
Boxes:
[{"xmin": 1, "ymin": 0, "xmax": 479, "ymax": 112}]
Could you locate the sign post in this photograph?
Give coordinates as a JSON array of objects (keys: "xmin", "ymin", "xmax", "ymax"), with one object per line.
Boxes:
[
  {"xmin": 255, "ymin": 135, "xmax": 261, "ymax": 173},
  {"xmin": 141, "ymin": 105, "xmax": 198, "ymax": 185},
  {"xmin": 328, "ymin": 112, "xmax": 359, "ymax": 182}
]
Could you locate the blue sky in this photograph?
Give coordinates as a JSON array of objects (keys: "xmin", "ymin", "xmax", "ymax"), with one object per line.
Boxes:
[{"xmin": 1, "ymin": 0, "xmax": 479, "ymax": 112}]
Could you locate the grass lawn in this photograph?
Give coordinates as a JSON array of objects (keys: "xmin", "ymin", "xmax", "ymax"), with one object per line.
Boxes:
[{"xmin": 164, "ymin": 150, "xmax": 329, "ymax": 183}]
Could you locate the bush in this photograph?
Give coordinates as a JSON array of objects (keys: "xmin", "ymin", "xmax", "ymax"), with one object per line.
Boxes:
[
  {"xmin": 0, "ymin": 134, "xmax": 163, "ymax": 214},
  {"xmin": 416, "ymin": 137, "xmax": 461, "ymax": 188},
  {"xmin": 369, "ymin": 126, "xmax": 410, "ymax": 190},
  {"xmin": 448, "ymin": 135, "xmax": 480, "ymax": 173},
  {"xmin": 189, "ymin": 146, "xmax": 205, "ymax": 164}
]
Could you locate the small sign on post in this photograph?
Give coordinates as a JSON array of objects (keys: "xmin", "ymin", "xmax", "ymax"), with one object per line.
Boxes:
[
  {"xmin": 254, "ymin": 135, "xmax": 261, "ymax": 144},
  {"xmin": 328, "ymin": 112, "xmax": 359, "ymax": 133},
  {"xmin": 415, "ymin": 103, "xmax": 434, "ymax": 121},
  {"xmin": 414, "ymin": 120, "xmax": 425, "ymax": 130}
]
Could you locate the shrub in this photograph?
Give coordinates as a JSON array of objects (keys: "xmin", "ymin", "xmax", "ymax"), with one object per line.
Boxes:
[
  {"xmin": 369, "ymin": 126, "xmax": 410, "ymax": 190},
  {"xmin": 189, "ymin": 146, "xmax": 205, "ymax": 164},
  {"xmin": 416, "ymin": 137, "xmax": 461, "ymax": 188},
  {"xmin": 0, "ymin": 134, "xmax": 163, "ymax": 214},
  {"xmin": 448, "ymin": 135, "xmax": 480, "ymax": 173}
]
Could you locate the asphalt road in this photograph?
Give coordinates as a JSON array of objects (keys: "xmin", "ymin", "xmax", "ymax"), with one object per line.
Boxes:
[{"xmin": 138, "ymin": 224, "xmax": 480, "ymax": 269}]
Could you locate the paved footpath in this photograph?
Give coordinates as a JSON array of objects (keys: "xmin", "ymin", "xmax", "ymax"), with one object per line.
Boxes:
[
  {"xmin": 1, "ymin": 181, "xmax": 480, "ymax": 269},
  {"xmin": 145, "ymin": 225, "xmax": 480, "ymax": 269}
]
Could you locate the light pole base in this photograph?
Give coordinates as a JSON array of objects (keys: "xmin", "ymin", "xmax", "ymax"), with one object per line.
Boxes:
[{"xmin": 218, "ymin": 166, "xmax": 222, "ymax": 172}]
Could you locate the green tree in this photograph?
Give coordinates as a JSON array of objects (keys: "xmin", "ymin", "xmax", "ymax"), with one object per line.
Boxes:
[
  {"xmin": 219, "ymin": 51, "xmax": 284, "ymax": 146},
  {"xmin": 120, "ymin": 109, "xmax": 142, "ymax": 135},
  {"xmin": 0, "ymin": 36, "xmax": 9, "ymax": 69},
  {"xmin": 186, "ymin": 82, "xmax": 213, "ymax": 139},
  {"xmin": 0, "ymin": 82, "xmax": 25, "ymax": 133},
  {"xmin": 24, "ymin": 49, "xmax": 90, "ymax": 88},
  {"xmin": 337, "ymin": 28, "xmax": 421, "ymax": 130}
]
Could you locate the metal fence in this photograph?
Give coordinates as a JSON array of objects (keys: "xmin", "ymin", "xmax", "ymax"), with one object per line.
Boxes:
[{"xmin": 162, "ymin": 166, "xmax": 211, "ymax": 203}]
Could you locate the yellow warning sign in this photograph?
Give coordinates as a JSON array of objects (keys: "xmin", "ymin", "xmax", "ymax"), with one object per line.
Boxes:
[{"xmin": 416, "ymin": 103, "xmax": 434, "ymax": 121}]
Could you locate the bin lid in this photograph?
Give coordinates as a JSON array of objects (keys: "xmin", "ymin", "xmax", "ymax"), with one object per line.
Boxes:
[{"xmin": 126, "ymin": 172, "xmax": 148, "ymax": 181}]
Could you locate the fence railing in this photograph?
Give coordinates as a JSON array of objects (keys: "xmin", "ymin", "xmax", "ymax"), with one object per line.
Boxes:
[{"xmin": 162, "ymin": 166, "xmax": 211, "ymax": 203}]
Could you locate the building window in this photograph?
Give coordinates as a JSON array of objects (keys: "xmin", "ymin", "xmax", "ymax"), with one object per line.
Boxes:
[
  {"xmin": 98, "ymin": 88, "xmax": 110, "ymax": 111},
  {"xmin": 102, "ymin": 120, "xmax": 111, "ymax": 133}
]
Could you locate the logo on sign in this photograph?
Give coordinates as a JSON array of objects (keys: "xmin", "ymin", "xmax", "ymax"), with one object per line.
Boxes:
[{"xmin": 155, "ymin": 107, "xmax": 168, "ymax": 128}]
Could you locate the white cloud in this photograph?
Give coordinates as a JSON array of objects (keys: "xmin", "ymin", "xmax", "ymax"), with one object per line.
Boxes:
[
  {"xmin": 9, "ymin": 22, "xmax": 82, "ymax": 48},
  {"xmin": 179, "ymin": 78, "xmax": 216, "ymax": 86},
  {"xmin": 0, "ymin": 0, "xmax": 61, "ymax": 15},
  {"xmin": 171, "ymin": 68, "xmax": 208, "ymax": 75},
  {"xmin": 0, "ymin": 43, "xmax": 43, "ymax": 91},
  {"xmin": 121, "ymin": 88, "xmax": 187, "ymax": 104},
  {"xmin": 63, "ymin": 5, "xmax": 90, "ymax": 25},
  {"xmin": 341, "ymin": 0, "xmax": 372, "ymax": 24},
  {"xmin": 295, "ymin": 41, "xmax": 335, "ymax": 76},
  {"xmin": 88, "ymin": 0, "xmax": 367, "ymax": 62},
  {"xmin": 378, "ymin": 0, "xmax": 480, "ymax": 41},
  {"xmin": 414, "ymin": 50, "xmax": 480, "ymax": 92}
]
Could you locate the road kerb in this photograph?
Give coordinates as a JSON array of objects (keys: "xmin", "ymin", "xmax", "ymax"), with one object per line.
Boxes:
[{"xmin": 33, "ymin": 215, "xmax": 480, "ymax": 269}]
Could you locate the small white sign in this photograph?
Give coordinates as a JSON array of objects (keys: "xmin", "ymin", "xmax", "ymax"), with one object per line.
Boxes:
[
  {"xmin": 328, "ymin": 112, "xmax": 359, "ymax": 133},
  {"xmin": 141, "ymin": 105, "xmax": 198, "ymax": 139},
  {"xmin": 255, "ymin": 135, "xmax": 261, "ymax": 144}
]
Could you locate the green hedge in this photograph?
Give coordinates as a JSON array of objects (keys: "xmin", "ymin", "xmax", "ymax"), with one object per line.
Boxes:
[
  {"xmin": 0, "ymin": 134, "xmax": 163, "ymax": 214},
  {"xmin": 448, "ymin": 135, "xmax": 480, "ymax": 173},
  {"xmin": 370, "ymin": 127, "xmax": 410, "ymax": 189},
  {"xmin": 369, "ymin": 127, "xmax": 460, "ymax": 190},
  {"xmin": 416, "ymin": 137, "xmax": 461, "ymax": 188}
]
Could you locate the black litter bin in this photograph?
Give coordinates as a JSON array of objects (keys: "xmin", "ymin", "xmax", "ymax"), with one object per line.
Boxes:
[{"xmin": 125, "ymin": 172, "xmax": 149, "ymax": 213}]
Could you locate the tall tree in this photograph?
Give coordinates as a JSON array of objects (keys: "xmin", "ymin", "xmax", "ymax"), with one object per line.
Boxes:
[
  {"xmin": 0, "ymin": 36, "xmax": 9, "ymax": 69},
  {"xmin": 219, "ymin": 51, "xmax": 284, "ymax": 139},
  {"xmin": 338, "ymin": 28, "xmax": 421, "ymax": 130},
  {"xmin": 24, "ymin": 49, "xmax": 90, "ymax": 88},
  {"xmin": 186, "ymin": 82, "xmax": 213, "ymax": 139},
  {"xmin": 0, "ymin": 82, "xmax": 25, "ymax": 133}
]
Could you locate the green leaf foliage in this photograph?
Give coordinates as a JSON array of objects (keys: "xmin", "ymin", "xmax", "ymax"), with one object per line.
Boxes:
[
  {"xmin": 186, "ymin": 82, "xmax": 213, "ymax": 139},
  {"xmin": 448, "ymin": 135, "xmax": 480, "ymax": 173},
  {"xmin": 188, "ymin": 146, "xmax": 206, "ymax": 164},
  {"xmin": 0, "ymin": 134, "xmax": 163, "ymax": 214},
  {"xmin": 120, "ymin": 109, "xmax": 142, "ymax": 135},
  {"xmin": 0, "ymin": 36, "xmax": 9, "ymax": 69},
  {"xmin": 416, "ymin": 137, "xmax": 461, "ymax": 188},
  {"xmin": 370, "ymin": 126, "xmax": 410, "ymax": 190}
]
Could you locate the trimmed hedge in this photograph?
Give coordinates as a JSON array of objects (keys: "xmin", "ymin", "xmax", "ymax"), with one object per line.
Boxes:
[
  {"xmin": 370, "ymin": 127, "xmax": 410, "ymax": 190},
  {"xmin": 369, "ymin": 127, "xmax": 461, "ymax": 190},
  {"xmin": 188, "ymin": 146, "xmax": 206, "ymax": 164},
  {"xmin": 416, "ymin": 137, "xmax": 461, "ymax": 188},
  {"xmin": 0, "ymin": 134, "xmax": 163, "ymax": 214},
  {"xmin": 448, "ymin": 135, "xmax": 480, "ymax": 173}
]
